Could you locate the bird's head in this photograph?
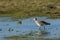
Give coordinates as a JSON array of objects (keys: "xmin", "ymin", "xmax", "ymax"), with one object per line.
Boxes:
[{"xmin": 33, "ymin": 18, "xmax": 37, "ymax": 21}]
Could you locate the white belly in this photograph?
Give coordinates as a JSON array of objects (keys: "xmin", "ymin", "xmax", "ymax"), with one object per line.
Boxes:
[{"xmin": 35, "ymin": 21, "xmax": 41, "ymax": 26}]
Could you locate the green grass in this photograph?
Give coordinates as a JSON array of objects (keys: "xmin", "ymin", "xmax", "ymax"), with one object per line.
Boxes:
[
  {"xmin": 4, "ymin": 36, "xmax": 60, "ymax": 40},
  {"xmin": 4, "ymin": 33, "xmax": 60, "ymax": 40},
  {"xmin": 0, "ymin": 0, "xmax": 60, "ymax": 18},
  {"xmin": 4, "ymin": 33, "xmax": 33, "ymax": 38}
]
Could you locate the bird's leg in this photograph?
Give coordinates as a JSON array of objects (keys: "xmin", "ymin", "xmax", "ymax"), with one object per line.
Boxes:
[
  {"xmin": 39, "ymin": 27, "xmax": 41, "ymax": 30},
  {"xmin": 39, "ymin": 27, "xmax": 42, "ymax": 31},
  {"xmin": 44, "ymin": 26, "xmax": 45, "ymax": 31}
]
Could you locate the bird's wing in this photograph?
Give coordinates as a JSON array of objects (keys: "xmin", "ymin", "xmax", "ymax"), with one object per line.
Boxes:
[
  {"xmin": 37, "ymin": 21, "xmax": 44, "ymax": 24},
  {"xmin": 41, "ymin": 21, "xmax": 50, "ymax": 25},
  {"xmin": 41, "ymin": 21, "xmax": 47, "ymax": 23}
]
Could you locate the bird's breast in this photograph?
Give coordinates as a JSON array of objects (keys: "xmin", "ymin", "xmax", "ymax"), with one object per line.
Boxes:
[{"xmin": 34, "ymin": 21, "xmax": 41, "ymax": 26}]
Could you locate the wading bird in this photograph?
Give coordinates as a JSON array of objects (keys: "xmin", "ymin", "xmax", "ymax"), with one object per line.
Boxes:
[{"xmin": 33, "ymin": 18, "xmax": 50, "ymax": 31}]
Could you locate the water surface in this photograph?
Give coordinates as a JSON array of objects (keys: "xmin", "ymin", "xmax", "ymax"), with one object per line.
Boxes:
[{"xmin": 0, "ymin": 17, "xmax": 60, "ymax": 40}]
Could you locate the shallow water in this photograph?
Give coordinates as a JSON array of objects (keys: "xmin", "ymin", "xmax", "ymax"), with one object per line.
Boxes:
[{"xmin": 0, "ymin": 17, "xmax": 60, "ymax": 40}]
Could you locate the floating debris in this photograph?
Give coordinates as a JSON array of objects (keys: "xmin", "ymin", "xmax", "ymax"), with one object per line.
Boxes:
[
  {"xmin": 35, "ymin": 30, "xmax": 42, "ymax": 36},
  {"xmin": 8, "ymin": 28, "xmax": 14, "ymax": 32},
  {"xmin": 16, "ymin": 20, "xmax": 22, "ymax": 24},
  {"xmin": 35, "ymin": 30, "xmax": 49, "ymax": 36}
]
